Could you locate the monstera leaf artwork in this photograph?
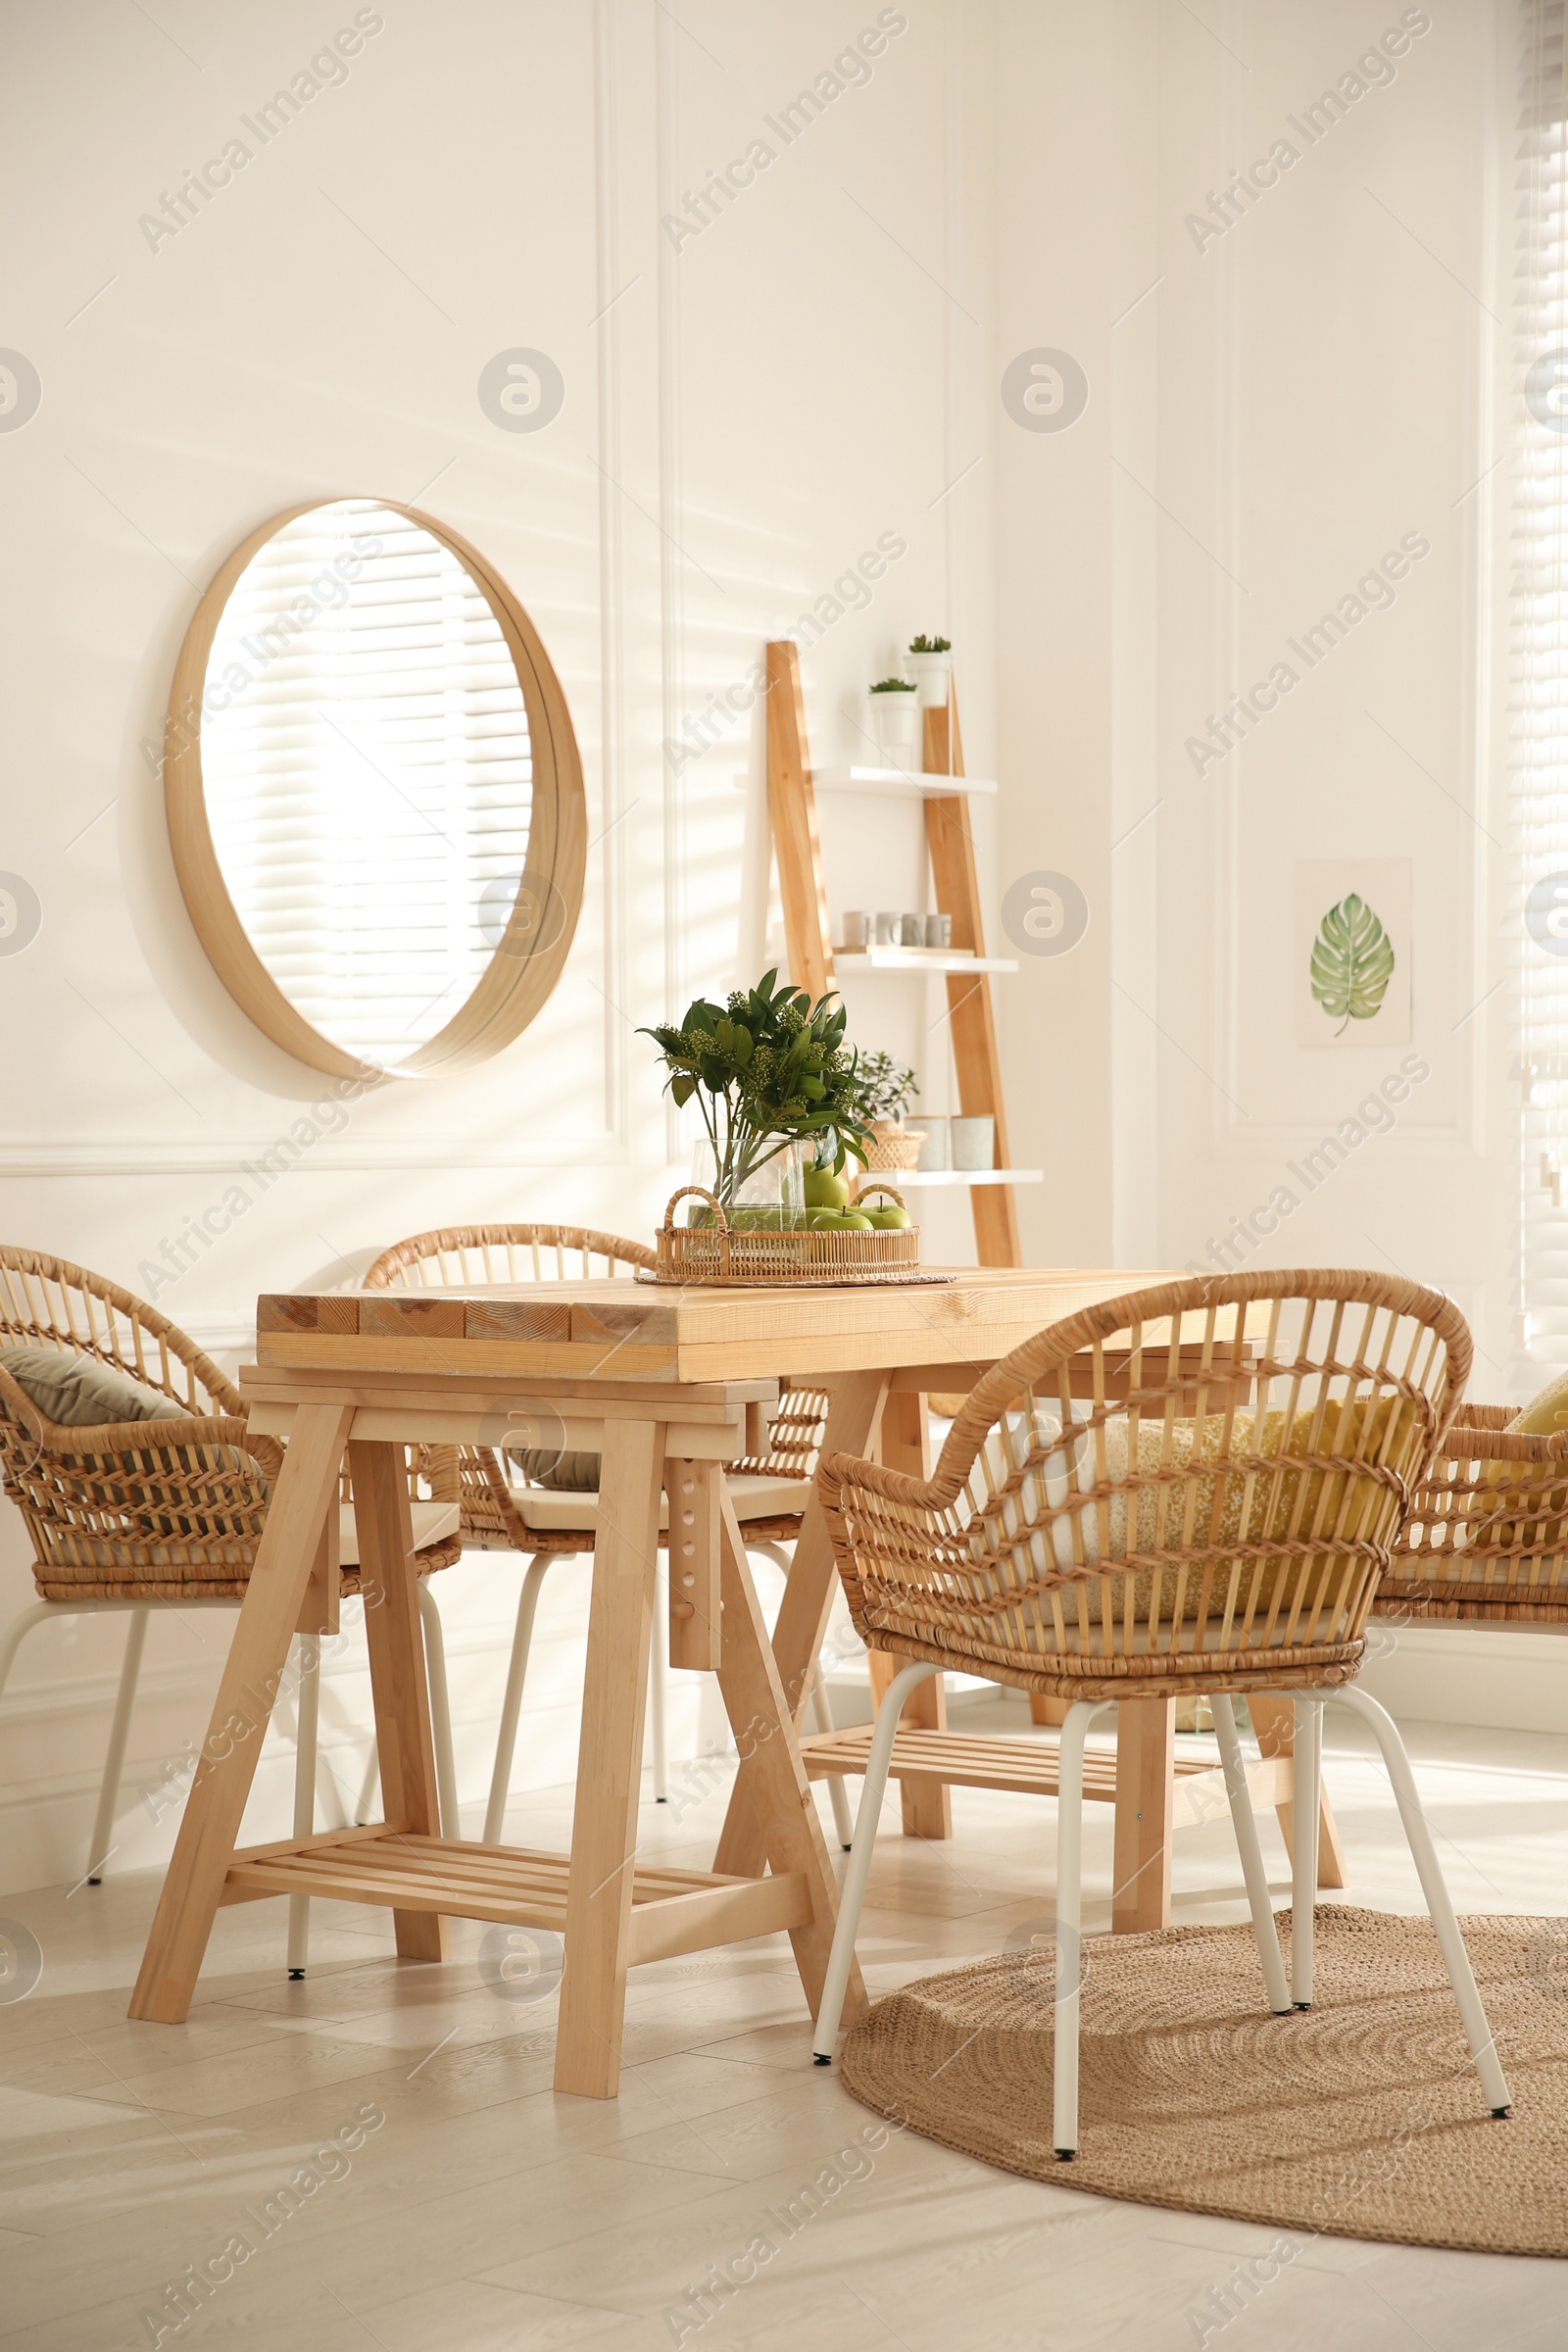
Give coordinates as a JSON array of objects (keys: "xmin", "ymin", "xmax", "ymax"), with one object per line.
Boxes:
[{"xmin": 1308, "ymin": 894, "xmax": 1396, "ymax": 1035}]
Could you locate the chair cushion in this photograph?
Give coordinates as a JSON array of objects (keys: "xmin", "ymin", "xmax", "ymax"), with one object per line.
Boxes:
[
  {"xmin": 0, "ymin": 1346, "xmax": 187, "ymax": 1429},
  {"xmin": 508, "ymin": 1447, "xmax": 603, "ymax": 1491},
  {"xmin": 1506, "ymin": 1368, "xmax": 1568, "ymax": 1437},
  {"xmin": 511, "ymin": 1471, "xmax": 808, "ymax": 1533},
  {"xmin": 967, "ymin": 1396, "xmax": 1418, "ymax": 1643},
  {"xmin": 339, "ymin": 1500, "xmax": 461, "ymax": 1564}
]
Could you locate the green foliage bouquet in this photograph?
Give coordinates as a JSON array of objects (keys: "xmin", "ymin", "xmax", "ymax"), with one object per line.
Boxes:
[{"xmin": 641, "ymin": 971, "xmax": 873, "ymax": 1211}]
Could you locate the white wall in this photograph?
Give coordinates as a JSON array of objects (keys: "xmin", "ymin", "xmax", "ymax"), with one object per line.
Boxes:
[
  {"xmin": 0, "ymin": 0, "xmax": 1554, "ymax": 1895},
  {"xmin": 992, "ymin": 0, "xmax": 1558, "ymax": 1730},
  {"xmin": 995, "ymin": 0, "xmax": 1516, "ymax": 1318},
  {"xmin": 0, "ymin": 0, "xmax": 1005, "ymax": 1891}
]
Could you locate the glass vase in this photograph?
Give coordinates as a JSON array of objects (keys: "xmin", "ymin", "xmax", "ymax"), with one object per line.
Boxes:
[{"xmin": 689, "ymin": 1137, "xmax": 806, "ymax": 1231}]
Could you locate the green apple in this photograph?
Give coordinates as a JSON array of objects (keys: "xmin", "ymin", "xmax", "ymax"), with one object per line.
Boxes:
[
  {"xmin": 866, "ymin": 1205, "xmax": 911, "ymax": 1229},
  {"xmin": 839, "ymin": 1211, "xmax": 873, "ymax": 1231},
  {"xmin": 804, "ymin": 1166, "xmax": 850, "ymax": 1211},
  {"xmin": 806, "ymin": 1207, "xmax": 844, "ymax": 1231}
]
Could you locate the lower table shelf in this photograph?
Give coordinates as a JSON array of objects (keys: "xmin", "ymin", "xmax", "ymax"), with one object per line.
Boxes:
[
  {"xmin": 798, "ymin": 1725, "xmax": 1293, "ymax": 1824},
  {"xmin": 220, "ymin": 1826, "xmax": 811, "ymax": 1966}
]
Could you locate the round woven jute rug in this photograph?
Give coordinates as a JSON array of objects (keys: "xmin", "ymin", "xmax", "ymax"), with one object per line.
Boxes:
[{"xmin": 839, "ymin": 1906, "xmax": 1568, "ymax": 2258}]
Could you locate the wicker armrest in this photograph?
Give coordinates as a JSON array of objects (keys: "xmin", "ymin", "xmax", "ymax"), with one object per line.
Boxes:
[
  {"xmin": 0, "ymin": 1362, "xmax": 274, "ymax": 1469},
  {"xmin": 1433, "ymin": 1410, "xmax": 1568, "ymax": 1463}
]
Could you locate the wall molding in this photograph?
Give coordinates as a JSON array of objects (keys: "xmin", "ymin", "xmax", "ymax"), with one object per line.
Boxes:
[{"xmin": 0, "ymin": 1136, "xmax": 626, "ymax": 1177}]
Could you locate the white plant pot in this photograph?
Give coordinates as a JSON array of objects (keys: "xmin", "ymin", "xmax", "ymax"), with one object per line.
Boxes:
[
  {"xmin": 909, "ymin": 651, "xmax": 953, "ymax": 710},
  {"xmin": 867, "ymin": 691, "xmax": 920, "ymax": 756},
  {"xmin": 914, "ymin": 1116, "xmax": 949, "ymax": 1172},
  {"xmin": 950, "ymin": 1114, "xmax": 996, "ymax": 1172}
]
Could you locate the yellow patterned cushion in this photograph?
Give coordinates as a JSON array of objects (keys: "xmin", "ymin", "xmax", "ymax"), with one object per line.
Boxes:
[
  {"xmin": 972, "ymin": 1395, "xmax": 1416, "ymax": 1642},
  {"xmin": 1505, "ymin": 1368, "xmax": 1568, "ymax": 1437}
]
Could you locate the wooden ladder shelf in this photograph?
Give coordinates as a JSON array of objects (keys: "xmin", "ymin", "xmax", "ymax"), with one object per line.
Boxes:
[{"xmin": 763, "ymin": 637, "xmax": 1022, "ymax": 1265}]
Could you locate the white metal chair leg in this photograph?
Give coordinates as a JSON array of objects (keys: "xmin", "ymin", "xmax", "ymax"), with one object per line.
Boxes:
[
  {"xmin": 809, "ymin": 1676, "xmax": 855, "ymax": 1848},
  {"xmin": 1210, "ymin": 1694, "xmax": 1290, "ymax": 2014},
  {"xmin": 483, "ymin": 1553, "xmax": 555, "ymax": 1845},
  {"xmin": 812, "ymin": 1660, "xmax": 940, "ymax": 2063},
  {"xmin": 416, "ymin": 1581, "xmax": 460, "ymax": 1840},
  {"xmin": 286, "ymin": 1634, "xmax": 319, "ymax": 1977},
  {"xmin": 1291, "ymin": 1696, "xmax": 1322, "ymax": 2008},
  {"xmin": 1052, "ymin": 1698, "xmax": 1115, "ymax": 2158},
  {"xmin": 85, "ymin": 1607, "xmax": 148, "ymax": 1883},
  {"xmin": 1331, "ymin": 1684, "xmax": 1513, "ymax": 2116},
  {"xmin": 650, "ymin": 1552, "xmax": 669, "ymax": 1801}
]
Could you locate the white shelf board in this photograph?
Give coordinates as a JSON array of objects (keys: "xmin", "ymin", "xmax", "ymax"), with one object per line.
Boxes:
[
  {"xmin": 857, "ymin": 1168, "xmax": 1044, "ymax": 1190},
  {"xmin": 834, "ymin": 948, "xmax": 1018, "ymax": 975},
  {"xmin": 812, "ymin": 763, "xmax": 998, "ymax": 799}
]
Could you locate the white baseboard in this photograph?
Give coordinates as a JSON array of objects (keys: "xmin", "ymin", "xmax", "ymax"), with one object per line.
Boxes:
[{"xmin": 1357, "ymin": 1624, "xmax": 1568, "ymax": 1737}]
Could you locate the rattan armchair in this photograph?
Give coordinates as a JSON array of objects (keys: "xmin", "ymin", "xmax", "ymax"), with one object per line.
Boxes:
[
  {"xmin": 1381, "ymin": 1403, "xmax": 1568, "ymax": 1622},
  {"xmin": 0, "ymin": 1249, "xmax": 458, "ymax": 1969},
  {"xmin": 360, "ymin": 1225, "xmax": 852, "ymax": 1844},
  {"xmin": 809, "ymin": 1270, "xmax": 1512, "ymax": 2155}
]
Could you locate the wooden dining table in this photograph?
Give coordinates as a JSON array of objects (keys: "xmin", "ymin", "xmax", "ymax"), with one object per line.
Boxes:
[{"xmin": 129, "ymin": 1262, "xmax": 1339, "ymax": 2096}]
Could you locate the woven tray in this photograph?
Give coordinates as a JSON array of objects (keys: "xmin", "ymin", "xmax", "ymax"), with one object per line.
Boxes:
[{"xmin": 647, "ymin": 1184, "xmax": 952, "ymax": 1288}]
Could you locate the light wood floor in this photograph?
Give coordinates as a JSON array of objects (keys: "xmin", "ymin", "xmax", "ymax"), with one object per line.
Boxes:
[{"xmin": 2, "ymin": 1701, "xmax": 1566, "ymax": 2351}]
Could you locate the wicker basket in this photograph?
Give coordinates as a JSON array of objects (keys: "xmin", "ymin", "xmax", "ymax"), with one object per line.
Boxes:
[
  {"xmin": 650, "ymin": 1184, "xmax": 945, "ymax": 1288},
  {"xmin": 863, "ymin": 1123, "xmax": 925, "ymax": 1172}
]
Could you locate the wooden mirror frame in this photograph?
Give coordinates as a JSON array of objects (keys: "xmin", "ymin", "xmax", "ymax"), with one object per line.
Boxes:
[{"xmin": 165, "ymin": 499, "xmax": 586, "ymax": 1082}]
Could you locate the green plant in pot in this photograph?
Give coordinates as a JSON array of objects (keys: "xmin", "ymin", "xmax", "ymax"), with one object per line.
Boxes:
[
  {"xmin": 867, "ymin": 673, "xmax": 919, "ymax": 759},
  {"xmin": 907, "ymin": 632, "xmax": 954, "ymax": 710},
  {"xmin": 845, "ymin": 1051, "xmax": 922, "ymax": 1187},
  {"xmin": 642, "ymin": 972, "xmax": 874, "ymax": 1232}
]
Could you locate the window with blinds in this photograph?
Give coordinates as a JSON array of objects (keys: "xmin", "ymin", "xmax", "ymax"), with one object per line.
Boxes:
[
  {"xmin": 202, "ymin": 499, "xmax": 534, "ymax": 1070},
  {"xmin": 1515, "ymin": 0, "xmax": 1568, "ymax": 1362}
]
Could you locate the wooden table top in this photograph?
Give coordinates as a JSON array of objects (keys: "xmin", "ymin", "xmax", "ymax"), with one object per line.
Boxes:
[{"xmin": 256, "ymin": 1266, "xmax": 1185, "ymax": 1386}]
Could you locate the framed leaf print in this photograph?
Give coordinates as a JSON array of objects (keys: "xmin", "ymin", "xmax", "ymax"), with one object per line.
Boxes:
[{"xmin": 1293, "ymin": 860, "xmax": 1411, "ymax": 1048}]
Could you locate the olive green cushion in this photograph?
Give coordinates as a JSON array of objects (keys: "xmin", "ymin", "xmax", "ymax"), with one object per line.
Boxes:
[
  {"xmin": 508, "ymin": 1446, "xmax": 602, "ymax": 1492},
  {"xmin": 0, "ymin": 1346, "xmax": 186, "ymax": 1429},
  {"xmin": 1506, "ymin": 1368, "xmax": 1568, "ymax": 1437}
]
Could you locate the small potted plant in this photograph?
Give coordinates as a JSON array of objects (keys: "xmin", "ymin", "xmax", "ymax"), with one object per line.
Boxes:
[
  {"xmin": 850, "ymin": 1050, "xmax": 923, "ymax": 1171},
  {"xmin": 866, "ymin": 675, "xmax": 919, "ymax": 758},
  {"xmin": 907, "ymin": 633, "xmax": 953, "ymax": 710}
]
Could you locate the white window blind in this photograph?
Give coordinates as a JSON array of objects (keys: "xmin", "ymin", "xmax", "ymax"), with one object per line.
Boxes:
[
  {"xmin": 202, "ymin": 499, "xmax": 533, "ymax": 1069},
  {"xmin": 1514, "ymin": 0, "xmax": 1568, "ymax": 1360}
]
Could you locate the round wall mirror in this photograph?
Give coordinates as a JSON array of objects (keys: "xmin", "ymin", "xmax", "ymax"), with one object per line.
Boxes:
[{"xmin": 164, "ymin": 497, "xmax": 585, "ymax": 1080}]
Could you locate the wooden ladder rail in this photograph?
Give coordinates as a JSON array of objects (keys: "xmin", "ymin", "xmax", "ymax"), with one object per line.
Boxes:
[{"xmin": 920, "ymin": 694, "xmax": 1021, "ymax": 1265}]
